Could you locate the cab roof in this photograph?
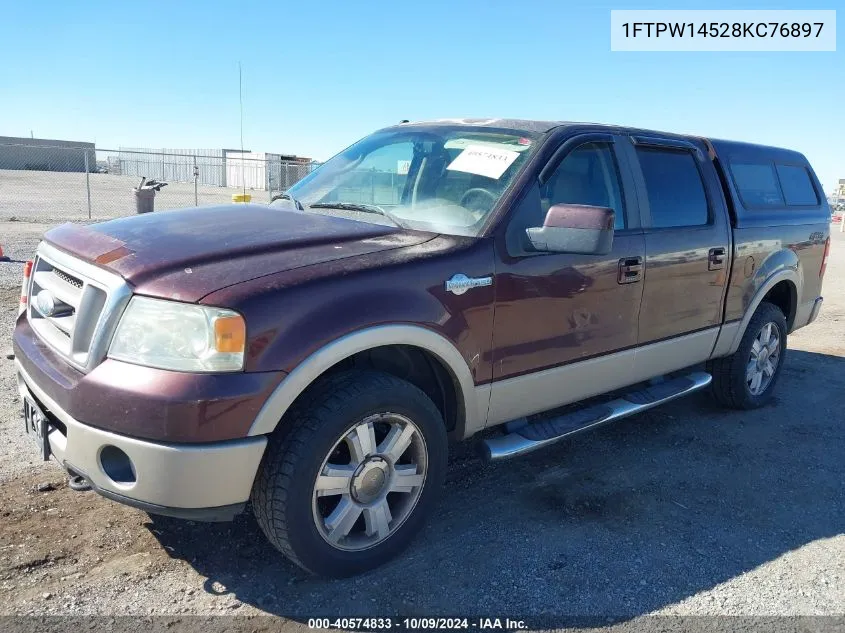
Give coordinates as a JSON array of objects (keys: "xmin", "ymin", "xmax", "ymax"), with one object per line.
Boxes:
[{"xmin": 392, "ymin": 118, "xmax": 808, "ymax": 162}]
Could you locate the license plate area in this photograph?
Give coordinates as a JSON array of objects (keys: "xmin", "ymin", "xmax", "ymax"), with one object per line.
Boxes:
[{"xmin": 23, "ymin": 396, "xmax": 51, "ymax": 461}]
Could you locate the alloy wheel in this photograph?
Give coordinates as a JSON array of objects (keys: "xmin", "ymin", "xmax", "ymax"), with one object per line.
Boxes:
[
  {"xmin": 311, "ymin": 413, "xmax": 427, "ymax": 551},
  {"xmin": 746, "ymin": 321, "xmax": 781, "ymax": 396}
]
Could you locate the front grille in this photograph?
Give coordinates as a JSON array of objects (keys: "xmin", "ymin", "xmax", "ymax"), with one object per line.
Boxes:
[
  {"xmin": 27, "ymin": 243, "xmax": 131, "ymax": 373},
  {"xmin": 52, "ymin": 268, "xmax": 83, "ymax": 289}
]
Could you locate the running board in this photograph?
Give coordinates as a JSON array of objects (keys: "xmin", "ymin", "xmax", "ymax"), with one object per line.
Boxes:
[{"xmin": 480, "ymin": 371, "xmax": 712, "ymax": 462}]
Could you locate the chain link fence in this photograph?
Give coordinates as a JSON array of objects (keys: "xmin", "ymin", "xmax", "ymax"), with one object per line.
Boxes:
[{"xmin": 0, "ymin": 143, "xmax": 319, "ymax": 223}]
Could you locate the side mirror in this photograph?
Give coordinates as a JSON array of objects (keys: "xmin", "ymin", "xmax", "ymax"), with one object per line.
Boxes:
[{"xmin": 525, "ymin": 204, "xmax": 615, "ymax": 255}]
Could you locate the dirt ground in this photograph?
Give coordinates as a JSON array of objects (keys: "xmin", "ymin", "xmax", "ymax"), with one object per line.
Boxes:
[
  {"xmin": 0, "ymin": 220, "xmax": 843, "ymax": 628},
  {"xmin": 0, "ymin": 168, "xmax": 276, "ymax": 223}
]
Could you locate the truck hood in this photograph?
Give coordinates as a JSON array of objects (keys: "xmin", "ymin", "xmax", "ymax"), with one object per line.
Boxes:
[{"xmin": 44, "ymin": 204, "xmax": 434, "ymax": 302}]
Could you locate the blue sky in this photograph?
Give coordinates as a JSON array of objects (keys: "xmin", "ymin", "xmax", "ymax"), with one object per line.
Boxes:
[{"xmin": 1, "ymin": 0, "xmax": 842, "ymax": 191}]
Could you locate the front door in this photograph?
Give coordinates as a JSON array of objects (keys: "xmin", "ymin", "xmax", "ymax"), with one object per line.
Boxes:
[{"xmin": 488, "ymin": 134, "xmax": 645, "ymax": 426}]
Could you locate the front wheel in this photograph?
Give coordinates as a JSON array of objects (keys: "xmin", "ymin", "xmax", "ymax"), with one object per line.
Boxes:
[
  {"xmin": 707, "ymin": 301, "xmax": 788, "ymax": 409},
  {"xmin": 251, "ymin": 370, "xmax": 448, "ymax": 577}
]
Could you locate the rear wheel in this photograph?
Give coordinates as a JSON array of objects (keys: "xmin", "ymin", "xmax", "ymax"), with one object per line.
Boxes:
[
  {"xmin": 707, "ymin": 301, "xmax": 787, "ymax": 409},
  {"xmin": 251, "ymin": 370, "xmax": 448, "ymax": 577}
]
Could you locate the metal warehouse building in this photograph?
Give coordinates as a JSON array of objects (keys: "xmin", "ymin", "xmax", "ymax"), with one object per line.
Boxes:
[
  {"xmin": 0, "ymin": 136, "xmax": 96, "ymax": 172},
  {"xmin": 113, "ymin": 147, "xmax": 315, "ymax": 191}
]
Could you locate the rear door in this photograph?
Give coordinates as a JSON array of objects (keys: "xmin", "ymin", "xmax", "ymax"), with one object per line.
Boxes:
[{"xmin": 621, "ymin": 136, "xmax": 731, "ymax": 371}]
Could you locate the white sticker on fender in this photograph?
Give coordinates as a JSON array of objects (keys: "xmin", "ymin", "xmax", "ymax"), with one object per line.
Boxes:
[{"xmin": 446, "ymin": 144, "xmax": 520, "ymax": 180}]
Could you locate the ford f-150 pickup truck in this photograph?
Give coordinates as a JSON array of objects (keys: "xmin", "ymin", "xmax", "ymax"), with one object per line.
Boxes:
[{"xmin": 13, "ymin": 119, "xmax": 829, "ymax": 577}]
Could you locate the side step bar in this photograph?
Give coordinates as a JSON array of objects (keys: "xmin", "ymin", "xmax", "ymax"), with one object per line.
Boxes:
[{"xmin": 480, "ymin": 371, "xmax": 712, "ymax": 462}]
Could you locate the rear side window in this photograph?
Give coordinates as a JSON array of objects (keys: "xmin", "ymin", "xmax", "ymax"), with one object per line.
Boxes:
[
  {"xmin": 775, "ymin": 164, "xmax": 818, "ymax": 206},
  {"xmin": 730, "ymin": 162, "xmax": 784, "ymax": 207},
  {"xmin": 636, "ymin": 148, "xmax": 709, "ymax": 228}
]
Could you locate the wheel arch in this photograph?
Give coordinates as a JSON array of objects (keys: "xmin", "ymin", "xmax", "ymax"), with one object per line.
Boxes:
[
  {"xmin": 724, "ymin": 268, "xmax": 801, "ymax": 356},
  {"xmin": 762, "ymin": 279, "xmax": 798, "ymax": 332},
  {"xmin": 247, "ymin": 325, "xmax": 485, "ymax": 440}
]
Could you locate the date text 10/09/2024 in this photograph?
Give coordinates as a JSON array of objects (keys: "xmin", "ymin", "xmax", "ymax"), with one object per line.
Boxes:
[{"xmin": 307, "ymin": 618, "xmax": 528, "ymax": 630}]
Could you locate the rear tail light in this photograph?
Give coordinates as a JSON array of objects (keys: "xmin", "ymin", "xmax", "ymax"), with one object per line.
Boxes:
[
  {"xmin": 820, "ymin": 237, "xmax": 830, "ymax": 278},
  {"xmin": 18, "ymin": 260, "xmax": 33, "ymax": 316}
]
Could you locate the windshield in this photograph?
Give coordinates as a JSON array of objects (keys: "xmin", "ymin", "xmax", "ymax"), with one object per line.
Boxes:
[{"xmin": 282, "ymin": 126, "xmax": 539, "ymax": 236}]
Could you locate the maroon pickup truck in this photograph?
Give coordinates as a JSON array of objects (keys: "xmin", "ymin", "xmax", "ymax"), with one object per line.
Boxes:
[{"xmin": 13, "ymin": 119, "xmax": 829, "ymax": 577}]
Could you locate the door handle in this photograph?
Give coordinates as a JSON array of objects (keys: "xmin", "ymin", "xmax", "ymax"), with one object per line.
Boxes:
[
  {"xmin": 618, "ymin": 256, "xmax": 643, "ymax": 284},
  {"xmin": 708, "ymin": 247, "xmax": 726, "ymax": 271}
]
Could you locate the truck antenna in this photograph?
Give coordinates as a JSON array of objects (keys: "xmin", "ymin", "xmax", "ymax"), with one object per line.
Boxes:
[{"xmin": 239, "ymin": 62, "xmax": 246, "ymax": 200}]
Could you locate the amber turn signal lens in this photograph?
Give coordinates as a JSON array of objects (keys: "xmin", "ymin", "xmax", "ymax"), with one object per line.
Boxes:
[
  {"xmin": 19, "ymin": 260, "xmax": 33, "ymax": 316},
  {"xmin": 214, "ymin": 315, "xmax": 246, "ymax": 353}
]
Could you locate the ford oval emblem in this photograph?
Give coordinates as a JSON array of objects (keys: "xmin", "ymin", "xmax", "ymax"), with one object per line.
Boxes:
[
  {"xmin": 35, "ymin": 290, "xmax": 56, "ymax": 317},
  {"xmin": 445, "ymin": 273, "xmax": 493, "ymax": 296}
]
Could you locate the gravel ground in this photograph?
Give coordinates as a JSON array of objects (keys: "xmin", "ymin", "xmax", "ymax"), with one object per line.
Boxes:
[
  {"xmin": 0, "ymin": 219, "xmax": 843, "ymax": 628},
  {"xmin": 0, "ymin": 169, "xmax": 274, "ymax": 223}
]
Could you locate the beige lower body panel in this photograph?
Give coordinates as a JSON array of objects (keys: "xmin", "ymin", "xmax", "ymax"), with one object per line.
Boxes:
[
  {"xmin": 467, "ymin": 383, "xmax": 492, "ymax": 438},
  {"xmin": 487, "ymin": 347, "xmax": 635, "ymax": 427},
  {"xmin": 636, "ymin": 328, "xmax": 718, "ymax": 378},
  {"xmin": 17, "ymin": 361, "xmax": 266, "ymax": 510},
  {"xmin": 486, "ymin": 328, "xmax": 719, "ymax": 429},
  {"xmin": 710, "ymin": 321, "xmax": 741, "ymax": 359},
  {"xmin": 792, "ymin": 298, "xmax": 823, "ymax": 332}
]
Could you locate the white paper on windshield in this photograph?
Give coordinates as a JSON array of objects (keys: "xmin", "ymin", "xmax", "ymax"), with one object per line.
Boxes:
[
  {"xmin": 446, "ymin": 144, "xmax": 520, "ymax": 180},
  {"xmin": 444, "ymin": 138, "xmax": 531, "ymax": 152}
]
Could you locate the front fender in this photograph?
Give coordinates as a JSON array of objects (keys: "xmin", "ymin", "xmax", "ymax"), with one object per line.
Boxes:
[
  {"xmin": 200, "ymin": 235, "xmax": 498, "ymax": 439},
  {"xmin": 246, "ymin": 324, "xmax": 488, "ymax": 439}
]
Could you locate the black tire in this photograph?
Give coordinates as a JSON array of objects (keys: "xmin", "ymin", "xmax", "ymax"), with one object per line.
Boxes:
[
  {"xmin": 707, "ymin": 301, "xmax": 788, "ymax": 410},
  {"xmin": 251, "ymin": 370, "xmax": 448, "ymax": 577}
]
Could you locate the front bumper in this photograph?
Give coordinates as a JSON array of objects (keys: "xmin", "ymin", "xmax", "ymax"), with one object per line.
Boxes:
[{"xmin": 17, "ymin": 360, "xmax": 267, "ymax": 521}]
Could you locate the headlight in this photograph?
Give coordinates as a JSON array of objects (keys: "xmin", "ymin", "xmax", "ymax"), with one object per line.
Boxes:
[{"xmin": 108, "ymin": 296, "xmax": 245, "ymax": 372}]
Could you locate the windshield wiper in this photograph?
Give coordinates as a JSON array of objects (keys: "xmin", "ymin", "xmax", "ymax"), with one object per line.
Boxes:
[
  {"xmin": 309, "ymin": 202, "xmax": 404, "ymax": 227},
  {"xmin": 270, "ymin": 191, "xmax": 304, "ymax": 210}
]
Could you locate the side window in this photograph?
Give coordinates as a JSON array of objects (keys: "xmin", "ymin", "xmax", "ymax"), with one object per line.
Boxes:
[
  {"xmin": 541, "ymin": 143, "xmax": 626, "ymax": 230},
  {"xmin": 775, "ymin": 164, "xmax": 819, "ymax": 206},
  {"xmin": 729, "ymin": 162, "xmax": 784, "ymax": 207},
  {"xmin": 636, "ymin": 148, "xmax": 709, "ymax": 228}
]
